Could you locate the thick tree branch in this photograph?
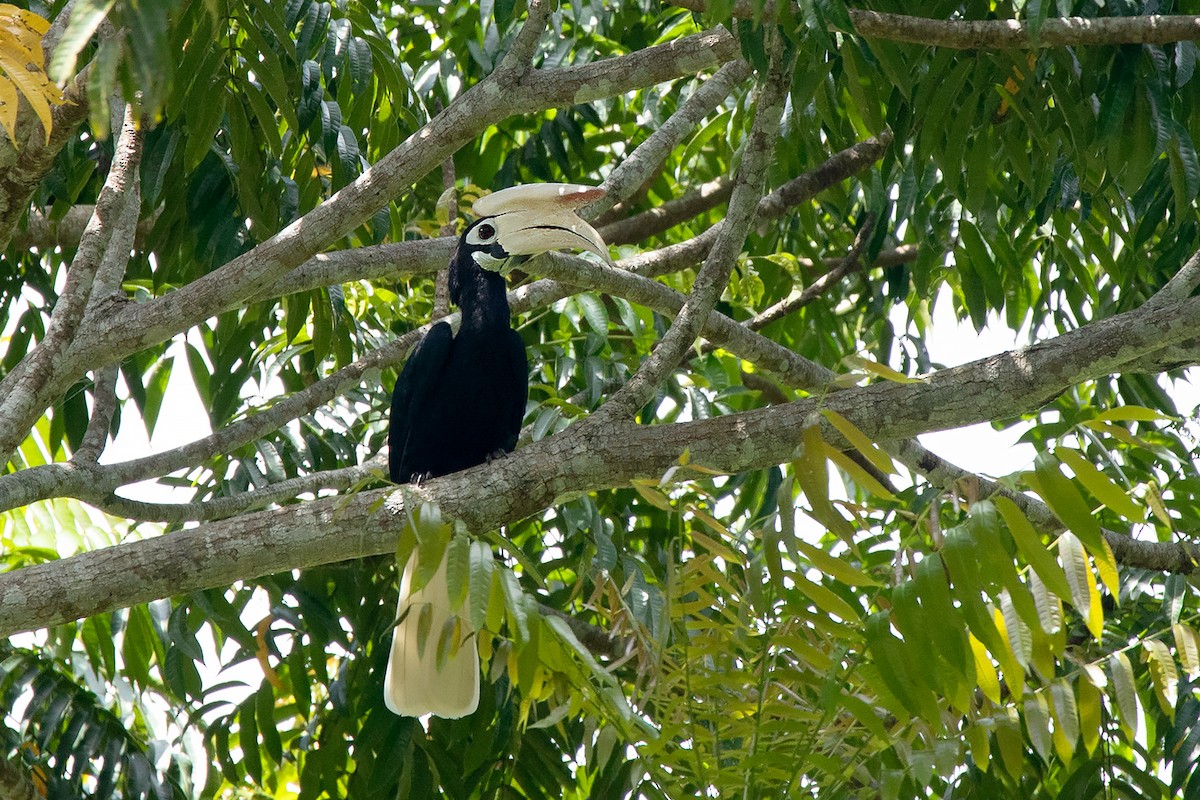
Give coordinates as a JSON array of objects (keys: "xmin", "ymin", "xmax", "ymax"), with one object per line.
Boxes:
[
  {"xmin": 6, "ymin": 290, "xmax": 1200, "ymax": 635},
  {"xmin": 670, "ymin": 1, "xmax": 1200, "ymax": 48},
  {"xmin": 842, "ymin": 10, "xmax": 1200, "ymax": 48}
]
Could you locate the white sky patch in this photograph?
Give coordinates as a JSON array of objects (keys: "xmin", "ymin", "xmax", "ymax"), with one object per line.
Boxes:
[{"xmin": 908, "ymin": 284, "xmax": 1038, "ymax": 478}]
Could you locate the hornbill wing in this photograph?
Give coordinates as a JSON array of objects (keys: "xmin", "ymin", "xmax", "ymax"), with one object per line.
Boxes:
[
  {"xmin": 388, "ymin": 321, "xmax": 454, "ymax": 484},
  {"xmin": 503, "ymin": 327, "xmax": 529, "ymax": 452}
]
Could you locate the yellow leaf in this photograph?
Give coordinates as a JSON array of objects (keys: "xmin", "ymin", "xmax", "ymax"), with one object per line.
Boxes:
[
  {"xmin": 969, "ymin": 633, "xmax": 1002, "ymax": 704},
  {"xmin": 1174, "ymin": 623, "xmax": 1200, "ymax": 676},
  {"xmin": 821, "ymin": 409, "xmax": 896, "ymax": 474},
  {"xmin": 1144, "ymin": 639, "xmax": 1178, "ymax": 719},
  {"xmin": 630, "ymin": 479, "xmax": 673, "ymax": 511},
  {"xmin": 1144, "ymin": 481, "xmax": 1174, "ymax": 531},
  {"xmin": 823, "ymin": 443, "xmax": 898, "ymax": 501},
  {"xmin": 688, "ymin": 527, "xmax": 743, "ymax": 567},
  {"xmin": 1078, "ymin": 677, "xmax": 1102, "ymax": 755},
  {"xmin": 0, "ymin": 12, "xmax": 63, "ymax": 144},
  {"xmin": 0, "ymin": 68, "xmax": 15, "ymax": 146},
  {"xmin": 1092, "ymin": 405, "xmax": 1174, "ymax": 423},
  {"xmin": 842, "ymin": 354, "xmax": 925, "ymax": 383}
]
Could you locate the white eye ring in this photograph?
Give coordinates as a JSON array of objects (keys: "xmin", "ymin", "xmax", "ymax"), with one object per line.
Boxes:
[{"xmin": 466, "ymin": 220, "xmax": 499, "ymax": 246}]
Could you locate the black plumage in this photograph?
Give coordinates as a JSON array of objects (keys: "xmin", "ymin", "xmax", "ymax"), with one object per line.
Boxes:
[{"xmin": 388, "ymin": 218, "xmax": 528, "ymax": 485}]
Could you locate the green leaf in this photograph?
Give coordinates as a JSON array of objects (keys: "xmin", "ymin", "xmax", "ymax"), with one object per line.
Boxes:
[
  {"xmin": 499, "ymin": 569, "xmax": 530, "ymax": 644},
  {"xmin": 1078, "ymin": 677, "xmax": 1102, "ymax": 755},
  {"xmin": 256, "ymin": 682, "xmax": 283, "ymax": 764},
  {"xmin": 864, "ymin": 612, "xmax": 938, "ymax": 724},
  {"xmin": 790, "ymin": 571, "xmax": 860, "ymax": 622},
  {"xmin": 445, "ymin": 531, "xmax": 472, "ymax": 613},
  {"xmin": 794, "ymin": 425, "xmax": 854, "ymax": 539},
  {"xmin": 793, "ymin": 540, "xmax": 879, "ymax": 587},
  {"xmin": 1024, "ymin": 692, "xmax": 1053, "ymax": 762},
  {"xmin": 1109, "ymin": 651, "xmax": 1140, "ymax": 736},
  {"xmin": 999, "ymin": 590, "xmax": 1032, "ymax": 670},
  {"xmin": 913, "ymin": 553, "xmax": 972, "ymax": 686},
  {"xmin": 1092, "ymin": 405, "xmax": 1173, "ymax": 423},
  {"xmin": 48, "ymin": 0, "xmax": 116, "ymax": 83},
  {"xmin": 1049, "ymin": 678, "xmax": 1080, "ymax": 752},
  {"xmin": 994, "ymin": 496, "xmax": 1073, "ymax": 602}
]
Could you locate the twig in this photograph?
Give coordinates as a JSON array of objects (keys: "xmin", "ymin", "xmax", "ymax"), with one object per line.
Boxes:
[
  {"xmin": 739, "ymin": 213, "xmax": 876, "ymax": 334},
  {"xmin": 432, "ymin": 154, "xmax": 457, "ymax": 320},
  {"xmin": 599, "ymin": 177, "xmax": 732, "ymax": 246},
  {"xmin": 75, "ymin": 366, "xmax": 119, "ymax": 463}
]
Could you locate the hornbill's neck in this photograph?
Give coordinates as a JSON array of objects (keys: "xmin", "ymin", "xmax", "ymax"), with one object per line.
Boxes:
[{"xmin": 454, "ymin": 256, "xmax": 512, "ymax": 333}]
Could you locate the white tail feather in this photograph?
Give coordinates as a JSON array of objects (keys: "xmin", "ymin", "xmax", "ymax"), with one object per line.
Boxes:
[{"xmin": 384, "ymin": 553, "xmax": 479, "ymax": 718}]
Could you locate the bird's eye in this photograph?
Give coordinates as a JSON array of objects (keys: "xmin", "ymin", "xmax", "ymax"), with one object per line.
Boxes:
[{"xmin": 466, "ymin": 221, "xmax": 498, "ymax": 246}]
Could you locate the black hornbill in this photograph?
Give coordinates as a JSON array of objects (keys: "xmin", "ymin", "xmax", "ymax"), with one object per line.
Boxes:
[{"xmin": 385, "ymin": 183, "xmax": 608, "ymax": 718}]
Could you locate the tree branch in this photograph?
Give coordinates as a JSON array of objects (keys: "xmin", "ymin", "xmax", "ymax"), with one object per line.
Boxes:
[
  {"xmin": 0, "ymin": 132, "xmax": 887, "ymax": 514},
  {"xmin": 735, "ymin": 212, "xmax": 875, "ymax": 334},
  {"xmin": 6, "ymin": 290, "xmax": 1200, "ymax": 635},
  {"xmin": 598, "ymin": 176, "xmax": 731, "ymax": 246},
  {"xmin": 669, "ymin": 1, "xmax": 1200, "ymax": 49},
  {"xmin": 843, "ymin": 9, "xmax": 1200, "ymax": 49}
]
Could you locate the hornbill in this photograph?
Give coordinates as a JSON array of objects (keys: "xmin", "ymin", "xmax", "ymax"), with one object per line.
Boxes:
[{"xmin": 385, "ymin": 183, "xmax": 609, "ymax": 718}]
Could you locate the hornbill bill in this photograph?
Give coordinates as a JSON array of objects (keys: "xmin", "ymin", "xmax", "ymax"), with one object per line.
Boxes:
[{"xmin": 385, "ymin": 183, "xmax": 609, "ymax": 718}]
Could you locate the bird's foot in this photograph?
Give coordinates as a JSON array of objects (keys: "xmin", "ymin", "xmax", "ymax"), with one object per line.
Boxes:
[
  {"xmin": 484, "ymin": 449, "xmax": 508, "ymax": 464},
  {"xmin": 411, "ymin": 471, "xmax": 433, "ymax": 486}
]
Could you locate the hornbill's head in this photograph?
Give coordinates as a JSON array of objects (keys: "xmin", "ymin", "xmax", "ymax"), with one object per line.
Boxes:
[{"xmin": 450, "ymin": 183, "xmax": 609, "ymax": 305}]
